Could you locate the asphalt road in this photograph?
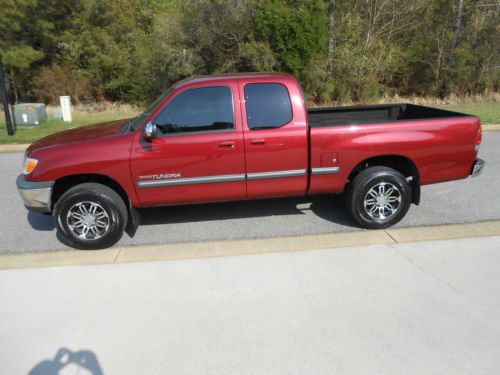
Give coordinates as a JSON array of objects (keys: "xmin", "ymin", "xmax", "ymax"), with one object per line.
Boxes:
[{"xmin": 1, "ymin": 132, "xmax": 498, "ymax": 253}]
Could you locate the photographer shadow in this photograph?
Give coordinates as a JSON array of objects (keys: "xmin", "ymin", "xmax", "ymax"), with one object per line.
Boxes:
[{"xmin": 29, "ymin": 347, "xmax": 103, "ymax": 375}]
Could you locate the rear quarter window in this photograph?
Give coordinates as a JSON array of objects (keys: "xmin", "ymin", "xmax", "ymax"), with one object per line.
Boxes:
[{"xmin": 244, "ymin": 83, "xmax": 293, "ymax": 130}]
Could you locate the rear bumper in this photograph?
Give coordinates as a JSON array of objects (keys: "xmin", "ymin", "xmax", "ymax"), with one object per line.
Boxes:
[
  {"xmin": 16, "ymin": 175, "xmax": 55, "ymax": 213},
  {"xmin": 471, "ymin": 158, "xmax": 485, "ymax": 177}
]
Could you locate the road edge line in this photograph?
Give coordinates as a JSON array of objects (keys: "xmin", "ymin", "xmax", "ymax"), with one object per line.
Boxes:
[
  {"xmin": 0, "ymin": 144, "xmax": 29, "ymax": 153},
  {"xmin": 1, "ymin": 220, "xmax": 499, "ymax": 270},
  {"xmin": 483, "ymin": 124, "xmax": 500, "ymax": 132}
]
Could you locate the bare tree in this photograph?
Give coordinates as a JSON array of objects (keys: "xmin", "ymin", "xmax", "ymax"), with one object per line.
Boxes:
[
  {"xmin": 326, "ymin": 0, "xmax": 335, "ymax": 75},
  {"xmin": 453, "ymin": 0, "xmax": 465, "ymax": 48},
  {"xmin": 361, "ymin": 0, "xmax": 424, "ymax": 49}
]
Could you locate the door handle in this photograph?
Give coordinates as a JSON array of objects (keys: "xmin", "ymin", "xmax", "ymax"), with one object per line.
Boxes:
[
  {"xmin": 219, "ymin": 141, "xmax": 236, "ymax": 148},
  {"xmin": 250, "ymin": 138, "xmax": 266, "ymax": 145}
]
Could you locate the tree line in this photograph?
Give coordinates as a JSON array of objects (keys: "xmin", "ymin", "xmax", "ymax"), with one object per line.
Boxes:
[{"xmin": 1, "ymin": 0, "xmax": 498, "ymax": 105}]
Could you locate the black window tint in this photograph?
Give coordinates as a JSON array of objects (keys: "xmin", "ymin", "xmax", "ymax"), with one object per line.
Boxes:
[
  {"xmin": 244, "ymin": 83, "xmax": 293, "ymax": 129},
  {"xmin": 154, "ymin": 86, "xmax": 234, "ymax": 134}
]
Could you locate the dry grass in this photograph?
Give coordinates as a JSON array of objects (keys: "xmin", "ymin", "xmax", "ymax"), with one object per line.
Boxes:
[
  {"xmin": 375, "ymin": 91, "xmax": 500, "ymax": 106},
  {"xmin": 307, "ymin": 92, "xmax": 500, "ymax": 124},
  {"xmin": 46, "ymin": 101, "xmax": 142, "ymax": 117},
  {"xmin": 308, "ymin": 91, "xmax": 500, "ymax": 108}
]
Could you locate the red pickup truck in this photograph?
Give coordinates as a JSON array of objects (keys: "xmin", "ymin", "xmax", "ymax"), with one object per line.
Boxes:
[{"xmin": 17, "ymin": 73, "xmax": 484, "ymax": 249}]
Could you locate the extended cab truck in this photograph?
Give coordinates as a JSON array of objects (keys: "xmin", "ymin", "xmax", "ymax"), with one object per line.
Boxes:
[{"xmin": 17, "ymin": 73, "xmax": 485, "ymax": 249}]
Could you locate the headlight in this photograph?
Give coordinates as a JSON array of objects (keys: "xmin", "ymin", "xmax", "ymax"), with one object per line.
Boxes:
[{"xmin": 22, "ymin": 157, "xmax": 38, "ymax": 175}]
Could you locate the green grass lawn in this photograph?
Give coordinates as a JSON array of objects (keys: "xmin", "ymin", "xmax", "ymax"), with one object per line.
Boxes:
[
  {"xmin": 440, "ymin": 102, "xmax": 500, "ymax": 124},
  {"xmin": 0, "ymin": 112, "xmax": 133, "ymax": 144},
  {"xmin": 0, "ymin": 101, "xmax": 498, "ymax": 145}
]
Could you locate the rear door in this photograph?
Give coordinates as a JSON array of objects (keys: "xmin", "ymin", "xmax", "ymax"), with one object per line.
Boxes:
[
  {"xmin": 238, "ymin": 79, "xmax": 308, "ymax": 199},
  {"xmin": 130, "ymin": 82, "xmax": 246, "ymax": 206}
]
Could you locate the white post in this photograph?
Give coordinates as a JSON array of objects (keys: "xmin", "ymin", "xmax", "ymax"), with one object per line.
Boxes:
[{"xmin": 60, "ymin": 96, "xmax": 72, "ymax": 122}]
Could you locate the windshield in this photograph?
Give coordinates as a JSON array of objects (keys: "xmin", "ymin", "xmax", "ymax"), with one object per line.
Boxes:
[{"xmin": 128, "ymin": 87, "xmax": 175, "ymax": 132}]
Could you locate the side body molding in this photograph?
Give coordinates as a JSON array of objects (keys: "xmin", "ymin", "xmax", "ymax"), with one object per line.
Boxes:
[{"xmin": 137, "ymin": 169, "xmax": 308, "ymax": 188}]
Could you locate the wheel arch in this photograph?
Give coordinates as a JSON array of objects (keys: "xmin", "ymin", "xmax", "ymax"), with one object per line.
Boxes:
[
  {"xmin": 52, "ymin": 173, "xmax": 130, "ymax": 211},
  {"xmin": 347, "ymin": 155, "xmax": 421, "ymax": 205}
]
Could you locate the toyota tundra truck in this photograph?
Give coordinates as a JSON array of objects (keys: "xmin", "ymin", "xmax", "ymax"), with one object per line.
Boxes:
[{"xmin": 16, "ymin": 73, "xmax": 485, "ymax": 249}]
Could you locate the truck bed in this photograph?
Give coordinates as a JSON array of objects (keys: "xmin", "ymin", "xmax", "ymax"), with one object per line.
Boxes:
[{"xmin": 308, "ymin": 103, "xmax": 473, "ymax": 127}]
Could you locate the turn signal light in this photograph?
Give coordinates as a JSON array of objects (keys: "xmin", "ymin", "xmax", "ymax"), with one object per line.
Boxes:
[{"xmin": 22, "ymin": 157, "xmax": 38, "ymax": 175}]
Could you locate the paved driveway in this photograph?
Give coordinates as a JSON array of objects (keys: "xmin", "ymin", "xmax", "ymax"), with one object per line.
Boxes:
[{"xmin": 1, "ymin": 236, "xmax": 499, "ymax": 374}]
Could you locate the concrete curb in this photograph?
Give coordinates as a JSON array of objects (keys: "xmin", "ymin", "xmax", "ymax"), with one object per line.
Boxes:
[
  {"xmin": 1, "ymin": 124, "xmax": 499, "ymax": 153},
  {"xmin": 1, "ymin": 220, "xmax": 499, "ymax": 270},
  {"xmin": 0, "ymin": 144, "xmax": 29, "ymax": 153},
  {"xmin": 484, "ymin": 124, "xmax": 500, "ymax": 131}
]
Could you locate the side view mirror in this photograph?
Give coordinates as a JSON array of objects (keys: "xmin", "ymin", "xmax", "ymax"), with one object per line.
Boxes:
[{"xmin": 143, "ymin": 122, "xmax": 157, "ymax": 141}]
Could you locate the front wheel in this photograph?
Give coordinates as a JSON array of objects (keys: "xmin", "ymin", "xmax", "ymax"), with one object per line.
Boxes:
[
  {"xmin": 346, "ymin": 166, "xmax": 412, "ymax": 229},
  {"xmin": 53, "ymin": 183, "xmax": 128, "ymax": 250}
]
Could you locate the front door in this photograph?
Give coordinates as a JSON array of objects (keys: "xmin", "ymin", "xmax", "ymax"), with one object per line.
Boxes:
[{"xmin": 130, "ymin": 83, "xmax": 246, "ymax": 206}]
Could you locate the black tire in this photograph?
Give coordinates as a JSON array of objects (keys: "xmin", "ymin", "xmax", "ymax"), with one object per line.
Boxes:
[
  {"xmin": 53, "ymin": 183, "xmax": 128, "ymax": 250},
  {"xmin": 346, "ymin": 166, "xmax": 412, "ymax": 229}
]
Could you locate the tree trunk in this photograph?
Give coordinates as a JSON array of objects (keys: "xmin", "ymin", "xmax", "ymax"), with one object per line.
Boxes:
[
  {"xmin": 325, "ymin": 0, "xmax": 335, "ymax": 75},
  {"xmin": 9, "ymin": 69, "xmax": 18, "ymax": 103},
  {"xmin": 453, "ymin": 0, "xmax": 464, "ymax": 49}
]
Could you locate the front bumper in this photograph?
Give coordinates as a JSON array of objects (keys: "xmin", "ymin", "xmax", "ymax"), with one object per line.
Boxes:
[
  {"xmin": 16, "ymin": 175, "xmax": 55, "ymax": 213},
  {"xmin": 471, "ymin": 158, "xmax": 485, "ymax": 177}
]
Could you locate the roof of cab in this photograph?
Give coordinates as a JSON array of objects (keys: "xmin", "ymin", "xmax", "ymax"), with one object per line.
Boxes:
[{"xmin": 173, "ymin": 72, "xmax": 294, "ymax": 89}]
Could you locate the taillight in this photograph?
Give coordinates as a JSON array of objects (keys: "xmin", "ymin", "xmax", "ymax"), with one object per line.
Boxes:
[{"xmin": 475, "ymin": 126, "xmax": 482, "ymax": 152}]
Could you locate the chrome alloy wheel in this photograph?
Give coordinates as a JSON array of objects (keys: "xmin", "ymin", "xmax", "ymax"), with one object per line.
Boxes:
[
  {"xmin": 66, "ymin": 201, "xmax": 110, "ymax": 240},
  {"xmin": 363, "ymin": 182, "xmax": 402, "ymax": 220}
]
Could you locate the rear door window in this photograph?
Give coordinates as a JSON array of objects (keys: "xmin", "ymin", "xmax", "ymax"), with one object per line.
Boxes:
[
  {"xmin": 154, "ymin": 86, "xmax": 234, "ymax": 135},
  {"xmin": 244, "ymin": 83, "xmax": 293, "ymax": 130}
]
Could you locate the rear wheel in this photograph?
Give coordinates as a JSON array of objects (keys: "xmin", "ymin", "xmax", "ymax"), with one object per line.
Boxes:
[
  {"xmin": 53, "ymin": 183, "xmax": 128, "ymax": 250},
  {"xmin": 346, "ymin": 166, "xmax": 412, "ymax": 229}
]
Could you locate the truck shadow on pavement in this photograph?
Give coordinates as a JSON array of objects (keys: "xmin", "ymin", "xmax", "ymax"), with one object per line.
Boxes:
[
  {"xmin": 26, "ymin": 194, "xmax": 359, "ymax": 235},
  {"xmin": 29, "ymin": 347, "xmax": 103, "ymax": 375},
  {"xmin": 139, "ymin": 194, "xmax": 358, "ymax": 228},
  {"xmin": 27, "ymin": 212, "xmax": 55, "ymax": 231}
]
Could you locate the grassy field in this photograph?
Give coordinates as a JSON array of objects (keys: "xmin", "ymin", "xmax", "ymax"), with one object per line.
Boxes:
[
  {"xmin": 438, "ymin": 102, "xmax": 500, "ymax": 124},
  {"xmin": 0, "ymin": 112, "xmax": 135, "ymax": 144},
  {"xmin": 0, "ymin": 101, "xmax": 498, "ymax": 144}
]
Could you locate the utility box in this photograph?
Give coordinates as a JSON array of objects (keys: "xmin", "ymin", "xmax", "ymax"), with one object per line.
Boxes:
[
  {"xmin": 60, "ymin": 96, "xmax": 72, "ymax": 122},
  {"xmin": 14, "ymin": 103, "xmax": 47, "ymax": 125}
]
